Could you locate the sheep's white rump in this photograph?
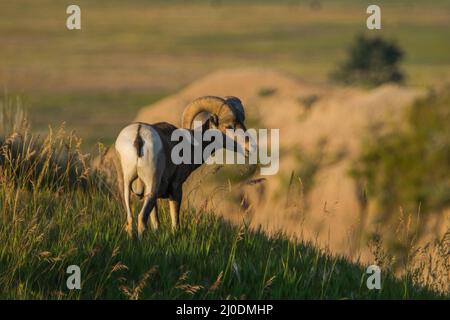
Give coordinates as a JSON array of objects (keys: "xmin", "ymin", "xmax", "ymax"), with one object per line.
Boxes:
[{"xmin": 115, "ymin": 123, "xmax": 165, "ymax": 237}]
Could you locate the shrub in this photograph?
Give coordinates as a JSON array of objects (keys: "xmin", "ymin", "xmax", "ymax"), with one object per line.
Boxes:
[
  {"xmin": 331, "ymin": 34, "xmax": 405, "ymax": 87},
  {"xmin": 258, "ymin": 87, "xmax": 277, "ymax": 97},
  {"xmin": 352, "ymin": 89, "xmax": 450, "ymax": 222}
]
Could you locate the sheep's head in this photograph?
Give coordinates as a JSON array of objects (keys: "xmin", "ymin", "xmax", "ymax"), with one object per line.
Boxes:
[{"xmin": 182, "ymin": 96, "xmax": 254, "ymax": 157}]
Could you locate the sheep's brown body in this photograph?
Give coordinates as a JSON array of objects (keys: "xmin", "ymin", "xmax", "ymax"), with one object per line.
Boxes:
[{"xmin": 114, "ymin": 96, "xmax": 250, "ymax": 238}]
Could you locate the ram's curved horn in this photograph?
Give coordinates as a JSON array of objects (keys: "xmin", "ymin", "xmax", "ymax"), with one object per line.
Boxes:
[
  {"xmin": 181, "ymin": 96, "xmax": 235, "ymax": 129},
  {"xmin": 224, "ymin": 96, "xmax": 245, "ymax": 123}
]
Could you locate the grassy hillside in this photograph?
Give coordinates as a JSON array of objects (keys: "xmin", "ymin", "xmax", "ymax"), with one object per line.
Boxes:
[
  {"xmin": 0, "ymin": 172, "xmax": 445, "ymax": 299},
  {"xmin": 0, "ymin": 106, "xmax": 446, "ymax": 299}
]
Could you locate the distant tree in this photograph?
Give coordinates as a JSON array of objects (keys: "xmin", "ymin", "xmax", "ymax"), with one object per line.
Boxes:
[{"xmin": 332, "ymin": 34, "xmax": 405, "ymax": 87}]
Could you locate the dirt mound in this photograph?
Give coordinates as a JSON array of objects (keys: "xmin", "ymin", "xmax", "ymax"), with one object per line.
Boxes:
[
  {"xmin": 136, "ymin": 68, "xmax": 319, "ymax": 125},
  {"xmin": 134, "ymin": 68, "xmax": 448, "ymax": 261}
]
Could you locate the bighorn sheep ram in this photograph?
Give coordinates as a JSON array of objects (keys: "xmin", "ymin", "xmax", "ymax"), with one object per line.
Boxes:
[{"xmin": 115, "ymin": 96, "xmax": 251, "ymax": 238}]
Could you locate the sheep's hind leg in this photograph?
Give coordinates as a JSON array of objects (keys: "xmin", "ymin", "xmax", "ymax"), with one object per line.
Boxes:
[
  {"xmin": 123, "ymin": 180, "xmax": 134, "ymax": 238},
  {"xmin": 120, "ymin": 157, "xmax": 138, "ymax": 238},
  {"xmin": 137, "ymin": 194, "xmax": 157, "ymax": 239}
]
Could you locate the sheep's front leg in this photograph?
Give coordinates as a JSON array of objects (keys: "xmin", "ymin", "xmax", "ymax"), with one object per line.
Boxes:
[
  {"xmin": 169, "ymin": 188, "xmax": 182, "ymax": 231},
  {"xmin": 137, "ymin": 195, "xmax": 157, "ymax": 239},
  {"xmin": 150, "ymin": 202, "xmax": 160, "ymax": 230}
]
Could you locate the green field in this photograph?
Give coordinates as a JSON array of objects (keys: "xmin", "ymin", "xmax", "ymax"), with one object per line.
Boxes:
[
  {"xmin": 1, "ymin": 0, "xmax": 449, "ymax": 148},
  {"xmin": 1, "ymin": 196, "xmax": 445, "ymax": 299}
]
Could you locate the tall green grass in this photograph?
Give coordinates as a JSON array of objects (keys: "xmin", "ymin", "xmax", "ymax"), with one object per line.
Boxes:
[{"xmin": 0, "ymin": 101, "xmax": 447, "ymax": 299}]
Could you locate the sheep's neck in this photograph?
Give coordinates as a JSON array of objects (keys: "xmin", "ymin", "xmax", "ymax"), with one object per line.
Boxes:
[{"xmin": 185, "ymin": 121, "xmax": 219, "ymax": 172}]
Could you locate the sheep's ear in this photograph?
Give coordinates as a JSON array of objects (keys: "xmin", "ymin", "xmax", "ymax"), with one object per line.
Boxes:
[{"xmin": 209, "ymin": 114, "xmax": 219, "ymax": 127}]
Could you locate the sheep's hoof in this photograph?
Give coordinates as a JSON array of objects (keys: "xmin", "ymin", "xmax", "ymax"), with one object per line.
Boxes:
[
  {"xmin": 125, "ymin": 224, "xmax": 133, "ymax": 238},
  {"xmin": 151, "ymin": 222, "xmax": 160, "ymax": 231},
  {"xmin": 137, "ymin": 223, "xmax": 147, "ymax": 240}
]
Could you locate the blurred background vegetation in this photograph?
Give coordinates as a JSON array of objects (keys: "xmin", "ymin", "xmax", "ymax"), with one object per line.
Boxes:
[
  {"xmin": 1, "ymin": 0, "xmax": 450, "ymax": 148},
  {"xmin": 352, "ymin": 89, "xmax": 450, "ymax": 225}
]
